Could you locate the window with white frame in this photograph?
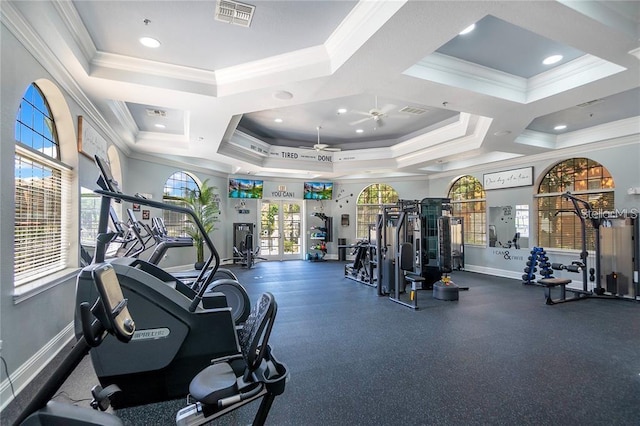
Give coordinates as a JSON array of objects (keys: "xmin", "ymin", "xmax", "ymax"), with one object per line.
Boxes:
[
  {"xmin": 448, "ymin": 176, "xmax": 486, "ymax": 245},
  {"xmin": 162, "ymin": 171, "xmax": 200, "ymax": 237},
  {"xmin": 356, "ymin": 183, "xmax": 399, "ymax": 240},
  {"xmin": 14, "ymin": 83, "xmax": 72, "ymax": 287}
]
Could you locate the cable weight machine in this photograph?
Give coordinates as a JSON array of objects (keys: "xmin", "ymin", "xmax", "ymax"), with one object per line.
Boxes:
[{"xmin": 376, "ymin": 198, "xmax": 464, "ymax": 309}]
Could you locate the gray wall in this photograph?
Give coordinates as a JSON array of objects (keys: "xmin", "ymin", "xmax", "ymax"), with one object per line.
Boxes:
[{"xmin": 1, "ymin": 25, "xmax": 83, "ymax": 406}]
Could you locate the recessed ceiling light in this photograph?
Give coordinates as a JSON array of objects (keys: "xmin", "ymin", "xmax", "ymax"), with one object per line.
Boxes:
[
  {"xmin": 543, "ymin": 54, "xmax": 563, "ymax": 65},
  {"xmin": 139, "ymin": 37, "xmax": 161, "ymax": 48},
  {"xmin": 554, "ymin": 124, "xmax": 567, "ymax": 131},
  {"xmin": 494, "ymin": 130, "xmax": 511, "ymax": 136},
  {"xmin": 274, "ymin": 118, "xmax": 283, "ymax": 123},
  {"xmin": 459, "ymin": 24, "xmax": 476, "ymax": 35},
  {"xmin": 356, "ymin": 129, "xmax": 364, "ymax": 133},
  {"xmin": 154, "ymin": 123, "xmax": 166, "ymax": 129},
  {"xmin": 337, "ymin": 108, "xmax": 347, "ymax": 114}
]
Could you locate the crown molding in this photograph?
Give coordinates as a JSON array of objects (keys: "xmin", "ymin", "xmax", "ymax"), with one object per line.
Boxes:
[
  {"xmin": 325, "ymin": 0, "xmax": 407, "ymax": 72},
  {"xmin": 2, "ymin": 1, "xmax": 131, "ymax": 156}
]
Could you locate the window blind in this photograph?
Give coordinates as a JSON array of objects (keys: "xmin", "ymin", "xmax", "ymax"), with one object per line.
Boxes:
[{"xmin": 14, "ymin": 146, "xmax": 72, "ymax": 286}]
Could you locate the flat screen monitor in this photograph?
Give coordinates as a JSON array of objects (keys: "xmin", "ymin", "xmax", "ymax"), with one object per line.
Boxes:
[
  {"xmin": 303, "ymin": 182, "xmax": 333, "ymax": 200},
  {"xmin": 228, "ymin": 178, "xmax": 264, "ymax": 199}
]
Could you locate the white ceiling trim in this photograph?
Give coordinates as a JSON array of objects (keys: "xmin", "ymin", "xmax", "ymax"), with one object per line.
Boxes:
[
  {"xmin": 428, "ymin": 132, "xmax": 640, "ymax": 182},
  {"xmin": 515, "ymin": 116, "xmax": 640, "ymax": 150},
  {"xmin": 405, "ymin": 52, "xmax": 528, "ymax": 103},
  {"xmin": 405, "ymin": 51, "xmax": 625, "ymax": 105},
  {"xmin": 1, "ymin": 0, "xmax": 131, "ymax": 156},
  {"xmin": 214, "ymin": 45, "xmax": 331, "ymax": 97},
  {"xmin": 51, "ymin": 0, "xmax": 95, "ymax": 70},
  {"xmin": 59, "ymin": 0, "xmax": 406, "ymax": 99},
  {"xmin": 227, "ymin": 130, "xmax": 271, "ymax": 157},
  {"xmin": 222, "ymin": 113, "xmax": 494, "ymax": 176},
  {"xmin": 108, "ymin": 100, "xmax": 140, "ymax": 143},
  {"xmin": 135, "ymin": 130, "xmax": 190, "ymax": 147},
  {"xmin": 325, "ymin": 0, "xmax": 407, "ymax": 72},
  {"xmin": 554, "ymin": 115, "xmax": 640, "ymax": 149},
  {"xmin": 91, "ymin": 51, "xmax": 218, "ymax": 84},
  {"xmin": 395, "ymin": 115, "xmax": 493, "ymax": 169},
  {"xmin": 526, "ymin": 54, "xmax": 626, "ymax": 103},
  {"xmin": 432, "ymin": 151, "xmax": 524, "ymax": 172},
  {"xmin": 390, "ymin": 112, "xmax": 473, "ymax": 157},
  {"xmin": 557, "ymin": 0, "xmax": 639, "ymax": 40},
  {"xmin": 513, "ymin": 130, "xmax": 556, "ymax": 149}
]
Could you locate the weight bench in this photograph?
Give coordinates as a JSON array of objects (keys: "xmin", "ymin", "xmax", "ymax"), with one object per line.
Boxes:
[
  {"xmin": 538, "ymin": 261, "xmax": 591, "ymax": 305},
  {"xmin": 538, "ymin": 277, "xmax": 572, "ymax": 305}
]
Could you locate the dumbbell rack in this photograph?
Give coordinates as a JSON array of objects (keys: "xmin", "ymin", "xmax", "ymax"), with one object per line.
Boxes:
[{"xmin": 522, "ymin": 247, "xmax": 554, "ymax": 285}]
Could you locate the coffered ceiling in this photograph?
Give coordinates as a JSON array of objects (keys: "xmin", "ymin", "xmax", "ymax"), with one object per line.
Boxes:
[{"xmin": 3, "ymin": 0, "xmax": 639, "ymax": 179}]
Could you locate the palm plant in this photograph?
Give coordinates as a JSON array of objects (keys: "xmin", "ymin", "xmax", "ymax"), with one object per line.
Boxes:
[{"xmin": 182, "ymin": 179, "xmax": 220, "ymax": 268}]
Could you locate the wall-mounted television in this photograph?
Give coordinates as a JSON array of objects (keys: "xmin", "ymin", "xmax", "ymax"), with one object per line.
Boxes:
[
  {"xmin": 228, "ymin": 178, "xmax": 264, "ymax": 199},
  {"xmin": 304, "ymin": 182, "xmax": 333, "ymax": 200}
]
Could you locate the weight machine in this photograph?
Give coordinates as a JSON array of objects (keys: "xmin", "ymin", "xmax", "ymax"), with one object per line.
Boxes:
[
  {"xmin": 224, "ymin": 223, "xmax": 266, "ymax": 268},
  {"xmin": 376, "ymin": 198, "xmax": 464, "ymax": 309},
  {"xmin": 537, "ymin": 192, "xmax": 639, "ymax": 304},
  {"xmin": 343, "ymin": 239, "xmax": 377, "ymax": 287}
]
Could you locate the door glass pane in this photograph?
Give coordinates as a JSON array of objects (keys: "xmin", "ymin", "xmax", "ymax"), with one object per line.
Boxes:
[
  {"xmin": 282, "ymin": 203, "xmax": 301, "ymax": 254},
  {"xmin": 260, "ymin": 202, "xmax": 280, "ymax": 256}
]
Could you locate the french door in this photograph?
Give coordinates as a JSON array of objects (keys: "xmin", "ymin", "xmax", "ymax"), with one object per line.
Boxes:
[{"xmin": 259, "ymin": 200, "xmax": 303, "ymax": 260}]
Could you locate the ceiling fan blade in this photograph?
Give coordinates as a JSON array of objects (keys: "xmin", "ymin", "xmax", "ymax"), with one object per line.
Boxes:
[
  {"xmin": 325, "ymin": 147, "xmax": 342, "ymax": 152},
  {"xmin": 349, "ymin": 117, "xmax": 371, "ymax": 126},
  {"xmin": 298, "ymin": 146, "xmax": 314, "ymax": 150},
  {"xmin": 380, "ymin": 103, "xmax": 397, "ymax": 114}
]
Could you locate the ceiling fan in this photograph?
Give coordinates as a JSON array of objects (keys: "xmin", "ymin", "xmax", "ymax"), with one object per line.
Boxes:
[
  {"xmin": 349, "ymin": 96, "xmax": 397, "ymax": 128},
  {"xmin": 299, "ymin": 126, "xmax": 341, "ymax": 152}
]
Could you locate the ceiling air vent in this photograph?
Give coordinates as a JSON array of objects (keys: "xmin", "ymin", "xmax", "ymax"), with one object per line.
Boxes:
[
  {"xmin": 576, "ymin": 99, "xmax": 603, "ymax": 108},
  {"xmin": 399, "ymin": 106, "xmax": 429, "ymax": 115},
  {"xmin": 146, "ymin": 108, "xmax": 167, "ymax": 117},
  {"xmin": 215, "ymin": 0, "xmax": 255, "ymax": 27}
]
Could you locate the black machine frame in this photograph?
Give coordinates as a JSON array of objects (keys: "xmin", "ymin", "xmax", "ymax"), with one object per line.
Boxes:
[
  {"xmin": 374, "ymin": 198, "xmax": 462, "ymax": 309},
  {"xmin": 535, "ymin": 191, "xmax": 639, "ymax": 304}
]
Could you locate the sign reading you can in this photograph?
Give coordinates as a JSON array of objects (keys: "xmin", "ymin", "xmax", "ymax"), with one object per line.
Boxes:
[{"xmin": 483, "ymin": 167, "xmax": 533, "ymax": 190}]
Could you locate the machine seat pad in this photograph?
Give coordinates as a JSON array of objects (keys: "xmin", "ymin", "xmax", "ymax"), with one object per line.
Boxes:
[
  {"xmin": 405, "ymin": 274, "xmax": 425, "ymax": 282},
  {"xmin": 189, "ymin": 363, "xmax": 237, "ymax": 405},
  {"xmin": 538, "ymin": 278, "xmax": 571, "ymax": 287}
]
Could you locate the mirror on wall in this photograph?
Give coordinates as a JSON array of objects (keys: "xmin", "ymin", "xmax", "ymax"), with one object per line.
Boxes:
[
  {"xmin": 80, "ymin": 187, "xmax": 101, "ymax": 264},
  {"xmin": 489, "ymin": 205, "xmax": 529, "ymax": 249}
]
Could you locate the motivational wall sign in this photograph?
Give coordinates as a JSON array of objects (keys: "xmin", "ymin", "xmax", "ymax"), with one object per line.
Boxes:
[{"xmin": 483, "ymin": 167, "xmax": 533, "ymax": 190}]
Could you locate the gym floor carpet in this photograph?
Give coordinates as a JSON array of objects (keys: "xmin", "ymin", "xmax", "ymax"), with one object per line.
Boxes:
[{"xmin": 6, "ymin": 260, "xmax": 640, "ymax": 425}]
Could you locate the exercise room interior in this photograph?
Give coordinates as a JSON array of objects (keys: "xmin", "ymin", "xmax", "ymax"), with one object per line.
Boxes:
[{"xmin": 1, "ymin": 1, "xmax": 639, "ymax": 425}]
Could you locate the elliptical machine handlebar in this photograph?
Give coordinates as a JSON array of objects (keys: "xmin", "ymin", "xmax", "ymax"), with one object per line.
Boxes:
[{"xmin": 94, "ymin": 189, "xmax": 220, "ymax": 313}]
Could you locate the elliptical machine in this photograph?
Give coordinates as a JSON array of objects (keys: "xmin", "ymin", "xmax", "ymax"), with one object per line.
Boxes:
[
  {"xmin": 16, "ymin": 263, "xmax": 136, "ymax": 425},
  {"xmin": 74, "ymin": 155, "xmax": 247, "ymax": 408}
]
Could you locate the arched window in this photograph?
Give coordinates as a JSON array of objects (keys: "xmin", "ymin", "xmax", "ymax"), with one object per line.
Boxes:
[
  {"xmin": 356, "ymin": 183, "xmax": 399, "ymax": 239},
  {"xmin": 448, "ymin": 176, "xmax": 486, "ymax": 245},
  {"xmin": 14, "ymin": 83, "xmax": 72, "ymax": 286},
  {"xmin": 536, "ymin": 158, "xmax": 614, "ymax": 250},
  {"xmin": 162, "ymin": 171, "xmax": 200, "ymax": 237}
]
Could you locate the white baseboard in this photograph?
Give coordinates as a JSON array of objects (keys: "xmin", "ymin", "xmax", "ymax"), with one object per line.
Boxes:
[
  {"xmin": 0, "ymin": 322, "xmax": 74, "ymax": 412},
  {"xmin": 463, "ymin": 265, "xmax": 524, "ymax": 281}
]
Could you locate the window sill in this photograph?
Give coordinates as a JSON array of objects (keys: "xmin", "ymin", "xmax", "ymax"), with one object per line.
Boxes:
[{"xmin": 13, "ymin": 268, "xmax": 80, "ymax": 304}]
